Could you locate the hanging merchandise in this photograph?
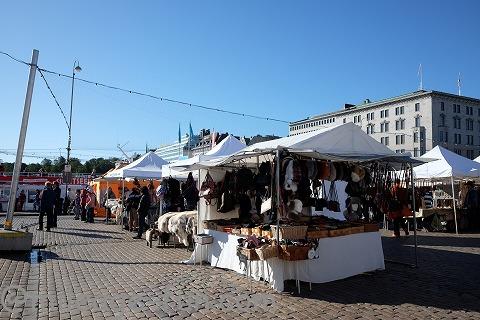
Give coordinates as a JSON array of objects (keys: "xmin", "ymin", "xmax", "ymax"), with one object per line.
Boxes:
[
  {"xmin": 181, "ymin": 172, "xmax": 199, "ymax": 210},
  {"xmin": 199, "ymin": 171, "xmax": 217, "ymax": 205},
  {"xmin": 217, "ymin": 170, "xmax": 236, "ymax": 213},
  {"xmin": 326, "ymin": 181, "xmax": 341, "ymax": 212},
  {"xmin": 236, "ymin": 167, "xmax": 254, "ymax": 193},
  {"xmin": 316, "ymin": 161, "xmax": 330, "ymax": 180},
  {"xmin": 314, "ymin": 181, "xmax": 328, "ymax": 211}
]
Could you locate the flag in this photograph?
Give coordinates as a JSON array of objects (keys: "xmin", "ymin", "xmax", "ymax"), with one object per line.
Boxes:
[
  {"xmin": 178, "ymin": 124, "xmax": 181, "ymax": 144},
  {"xmin": 189, "ymin": 122, "xmax": 194, "ymax": 145},
  {"xmin": 417, "ymin": 63, "xmax": 423, "ymax": 90}
]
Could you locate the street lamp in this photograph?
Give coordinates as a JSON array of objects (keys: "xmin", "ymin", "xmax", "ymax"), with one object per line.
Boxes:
[{"xmin": 65, "ymin": 61, "xmax": 81, "ymax": 199}]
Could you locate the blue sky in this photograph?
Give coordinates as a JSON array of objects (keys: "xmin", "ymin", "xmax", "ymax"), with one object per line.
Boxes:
[{"xmin": 1, "ymin": 0, "xmax": 479, "ymax": 163}]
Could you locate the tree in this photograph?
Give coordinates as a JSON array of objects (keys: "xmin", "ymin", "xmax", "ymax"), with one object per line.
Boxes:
[{"xmin": 41, "ymin": 158, "xmax": 52, "ymax": 172}]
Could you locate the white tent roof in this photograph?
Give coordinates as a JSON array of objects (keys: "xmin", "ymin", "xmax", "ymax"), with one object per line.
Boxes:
[
  {"xmin": 104, "ymin": 151, "xmax": 168, "ymax": 179},
  {"xmin": 474, "ymin": 155, "xmax": 480, "ymax": 163},
  {"xmin": 199, "ymin": 123, "xmax": 410, "ymax": 169},
  {"xmin": 167, "ymin": 135, "xmax": 246, "ymax": 172},
  {"xmin": 205, "ymin": 134, "xmax": 246, "ymax": 156},
  {"xmin": 413, "ymin": 146, "xmax": 480, "ymax": 179}
]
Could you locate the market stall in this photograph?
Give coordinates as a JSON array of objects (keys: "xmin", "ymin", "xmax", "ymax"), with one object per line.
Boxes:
[
  {"xmin": 413, "ymin": 146, "xmax": 480, "ymax": 234},
  {"xmin": 188, "ymin": 123, "xmax": 416, "ymax": 292}
]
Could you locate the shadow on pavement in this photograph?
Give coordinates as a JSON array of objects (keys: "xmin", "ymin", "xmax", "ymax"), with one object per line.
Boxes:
[
  {"xmin": 283, "ymin": 234, "xmax": 480, "ymax": 313},
  {"xmin": 50, "ymin": 230, "xmax": 123, "ymax": 240}
]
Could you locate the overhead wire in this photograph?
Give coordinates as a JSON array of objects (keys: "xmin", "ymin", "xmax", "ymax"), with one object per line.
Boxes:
[{"xmin": 37, "ymin": 67, "xmax": 70, "ymax": 130}]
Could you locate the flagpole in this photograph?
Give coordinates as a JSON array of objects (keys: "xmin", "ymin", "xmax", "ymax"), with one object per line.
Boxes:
[{"xmin": 458, "ymin": 72, "xmax": 461, "ymax": 96}]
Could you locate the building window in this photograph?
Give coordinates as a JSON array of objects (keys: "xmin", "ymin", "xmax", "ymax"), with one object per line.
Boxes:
[
  {"xmin": 414, "ymin": 132, "xmax": 418, "ymax": 143},
  {"xmin": 395, "ymin": 107, "xmax": 399, "ymax": 116},
  {"xmin": 441, "ymin": 102, "xmax": 445, "ymax": 111},
  {"xmin": 385, "ymin": 122, "xmax": 389, "ymax": 132},
  {"xmin": 384, "ymin": 137, "xmax": 389, "ymax": 145},
  {"xmin": 380, "ymin": 123, "xmax": 384, "ymax": 133},
  {"xmin": 380, "ymin": 110, "xmax": 384, "ymax": 118},
  {"xmin": 400, "ymin": 106, "xmax": 404, "ymax": 114},
  {"xmin": 454, "ymin": 133, "xmax": 462, "ymax": 144},
  {"xmin": 414, "ymin": 147, "xmax": 419, "ymax": 157},
  {"xmin": 467, "ymin": 135, "xmax": 474, "ymax": 145},
  {"xmin": 415, "ymin": 116, "xmax": 421, "ymax": 127},
  {"xmin": 439, "ymin": 131, "xmax": 444, "ymax": 142},
  {"xmin": 467, "ymin": 149, "xmax": 474, "ymax": 159},
  {"xmin": 439, "ymin": 114, "xmax": 445, "ymax": 126},
  {"xmin": 400, "ymin": 119, "xmax": 405, "ymax": 130},
  {"xmin": 415, "ymin": 103, "xmax": 420, "ymax": 112},
  {"xmin": 395, "ymin": 120, "xmax": 399, "ymax": 130},
  {"xmin": 466, "ymin": 106, "xmax": 473, "ymax": 115},
  {"xmin": 454, "ymin": 149, "xmax": 462, "ymax": 155},
  {"xmin": 385, "ymin": 109, "xmax": 389, "ymax": 117},
  {"xmin": 396, "ymin": 134, "xmax": 405, "ymax": 145},
  {"xmin": 420, "ymin": 131, "xmax": 425, "ymax": 141},
  {"xmin": 453, "ymin": 104, "xmax": 461, "ymax": 113},
  {"xmin": 454, "ymin": 117, "xmax": 461, "ymax": 129},
  {"xmin": 466, "ymin": 118, "xmax": 474, "ymax": 131},
  {"xmin": 445, "ymin": 132, "xmax": 449, "ymax": 142}
]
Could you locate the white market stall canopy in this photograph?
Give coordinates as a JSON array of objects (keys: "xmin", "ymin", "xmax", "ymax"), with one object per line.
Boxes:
[
  {"xmin": 166, "ymin": 134, "xmax": 246, "ymax": 172},
  {"xmin": 197, "ymin": 122, "xmax": 412, "ymax": 169},
  {"xmin": 414, "ymin": 146, "xmax": 480, "ymax": 179},
  {"xmin": 104, "ymin": 151, "xmax": 168, "ymax": 179}
]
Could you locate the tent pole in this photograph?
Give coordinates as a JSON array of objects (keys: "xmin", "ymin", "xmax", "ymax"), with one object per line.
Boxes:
[
  {"xmin": 275, "ymin": 149, "xmax": 281, "ymax": 243},
  {"xmin": 197, "ymin": 169, "xmax": 201, "ymax": 235},
  {"xmin": 450, "ymin": 175, "xmax": 459, "ymax": 235},
  {"xmin": 106, "ymin": 180, "xmax": 109, "ymax": 223},
  {"xmin": 121, "ymin": 178, "xmax": 125, "ymax": 213},
  {"xmin": 410, "ymin": 163, "xmax": 418, "ymax": 268}
]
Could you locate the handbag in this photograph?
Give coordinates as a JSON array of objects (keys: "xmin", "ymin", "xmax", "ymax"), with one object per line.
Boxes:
[
  {"xmin": 315, "ymin": 180, "xmax": 328, "ymax": 211},
  {"xmin": 199, "ymin": 171, "xmax": 217, "ymax": 205},
  {"xmin": 326, "ymin": 181, "xmax": 341, "ymax": 212}
]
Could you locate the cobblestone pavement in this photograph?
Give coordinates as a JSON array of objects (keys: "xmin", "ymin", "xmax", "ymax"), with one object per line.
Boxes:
[{"xmin": 1, "ymin": 216, "xmax": 479, "ymax": 319}]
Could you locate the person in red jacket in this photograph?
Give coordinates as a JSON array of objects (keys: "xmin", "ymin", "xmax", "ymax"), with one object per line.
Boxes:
[
  {"xmin": 80, "ymin": 187, "xmax": 88, "ymax": 221},
  {"xmin": 389, "ymin": 179, "xmax": 410, "ymax": 237}
]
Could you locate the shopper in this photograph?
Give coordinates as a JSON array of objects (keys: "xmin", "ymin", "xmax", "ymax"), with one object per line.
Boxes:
[
  {"xmin": 126, "ymin": 188, "xmax": 140, "ymax": 231},
  {"xmin": 38, "ymin": 182, "xmax": 55, "ymax": 231},
  {"xmin": 80, "ymin": 188, "xmax": 88, "ymax": 221},
  {"xmin": 389, "ymin": 179, "xmax": 410, "ymax": 237},
  {"xmin": 52, "ymin": 181, "xmax": 61, "ymax": 227},
  {"xmin": 85, "ymin": 188, "xmax": 97, "ymax": 223},
  {"xmin": 33, "ymin": 189, "xmax": 41, "ymax": 212},
  {"xmin": 463, "ymin": 181, "xmax": 479, "ymax": 231},
  {"xmin": 134, "ymin": 186, "xmax": 151, "ymax": 239},
  {"xmin": 103, "ymin": 187, "xmax": 116, "ymax": 222},
  {"xmin": 18, "ymin": 190, "xmax": 26, "ymax": 212},
  {"xmin": 74, "ymin": 189, "xmax": 81, "ymax": 220}
]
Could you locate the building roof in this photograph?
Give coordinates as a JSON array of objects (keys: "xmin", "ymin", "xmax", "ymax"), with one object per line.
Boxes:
[{"xmin": 290, "ymin": 90, "xmax": 480, "ymax": 125}]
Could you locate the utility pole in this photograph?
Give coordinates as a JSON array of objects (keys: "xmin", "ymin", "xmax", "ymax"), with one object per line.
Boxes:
[{"xmin": 4, "ymin": 49, "xmax": 39, "ymax": 230}]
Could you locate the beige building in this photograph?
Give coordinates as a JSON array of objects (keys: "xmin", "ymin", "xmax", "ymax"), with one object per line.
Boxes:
[{"xmin": 289, "ymin": 90, "xmax": 480, "ymax": 159}]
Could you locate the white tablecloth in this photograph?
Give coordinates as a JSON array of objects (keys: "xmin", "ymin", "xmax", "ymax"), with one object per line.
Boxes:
[{"xmin": 199, "ymin": 229, "xmax": 385, "ymax": 292}]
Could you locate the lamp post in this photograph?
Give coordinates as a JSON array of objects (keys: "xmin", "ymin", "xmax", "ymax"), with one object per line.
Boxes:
[{"xmin": 65, "ymin": 61, "xmax": 81, "ymax": 199}]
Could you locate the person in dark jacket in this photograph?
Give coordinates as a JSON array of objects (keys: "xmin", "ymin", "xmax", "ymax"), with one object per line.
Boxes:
[
  {"xmin": 52, "ymin": 181, "xmax": 62, "ymax": 227},
  {"xmin": 134, "ymin": 186, "xmax": 151, "ymax": 239},
  {"xmin": 38, "ymin": 182, "xmax": 56, "ymax": 231}
]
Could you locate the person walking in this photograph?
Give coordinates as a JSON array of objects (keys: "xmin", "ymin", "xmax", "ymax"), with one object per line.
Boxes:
[
  {"xmin": 38, "ymin": 182, "xmax": 55, "ymax": 231},
  {"xmin": 73, "ymin": 189, "xmax": 81, "ymax": 220},
  {"xmin": 33, "ymin": 189, "xmax": 41, "ymax": 212},
  {"xmin": 103, "ymin": 187, "xmax": 116, "ymax": 223},
  {"xmin": 80, "ymin": 188, "xmax": 88, "ymax": 221},
  {"xmin": 52, "ymin": 181, "xmax": 61, "ymax": 227},
  {"xmin": 85, "ymin": 188, "xmax": 97, "ymax": 223},
  {"xmin": 133, "ymin": 186, "xmax": 150, "ymax": 239},
  {"xmin": 18, "ymin": 190, "xmax": 26, "ymax": 212},
  {"xmin": 389, "ymin": 179, "xmax": 410, "ymax": 237},
  {"xmin": 126, "ymin": 188, "xmax": 140, "ymax": 231}
]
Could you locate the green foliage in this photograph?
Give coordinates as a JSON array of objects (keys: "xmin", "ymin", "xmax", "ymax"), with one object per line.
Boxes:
[{"xmin": 1, "ymin": 156, "xmax": 120, "ymax": 175}]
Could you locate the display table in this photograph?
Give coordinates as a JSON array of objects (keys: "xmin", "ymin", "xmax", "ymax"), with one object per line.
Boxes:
[{"xmin": 203, "ymin": 229, "xmax": 385, "ymax": 292}]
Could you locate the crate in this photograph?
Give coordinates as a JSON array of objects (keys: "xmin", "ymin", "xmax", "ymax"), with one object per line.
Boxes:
[
  {"xmin": 279, "ymin": 245, "xmax": 310, "ymax": 261},
  {"xmin": 328, "ymin": 228, "xmax": 352, "ymax": 237},
  {"xmin": 270, "ymin": 225, "xmax": 308, "ymax": 240},
  {"xmin": 350, "ymin": 226, "xmax": 364, "ymax": 234},
  {"xmin": 306, "ymin": 229, "xmax": 329, "ymax": 239},
  {"xmin": 240, "ymin": 227, "xmax": 252, "ymax": 236},
  {"xmin": 251, "ymin": 227, "xmax": 262, "ymax": 237},
  {"xmin": 237, "ymin": 247, "xmax": 259, "ymax": 261},
  {"xmin": 255, "ymin": 244, "xmax": 278, "ymax": 260},
  {"xmin": 364, "ymin": 223, "xmax": 380, "ymax": 232},
  {"xmin": 261, "ymin": 230, "xmax": 272, "ymax": 238}
]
